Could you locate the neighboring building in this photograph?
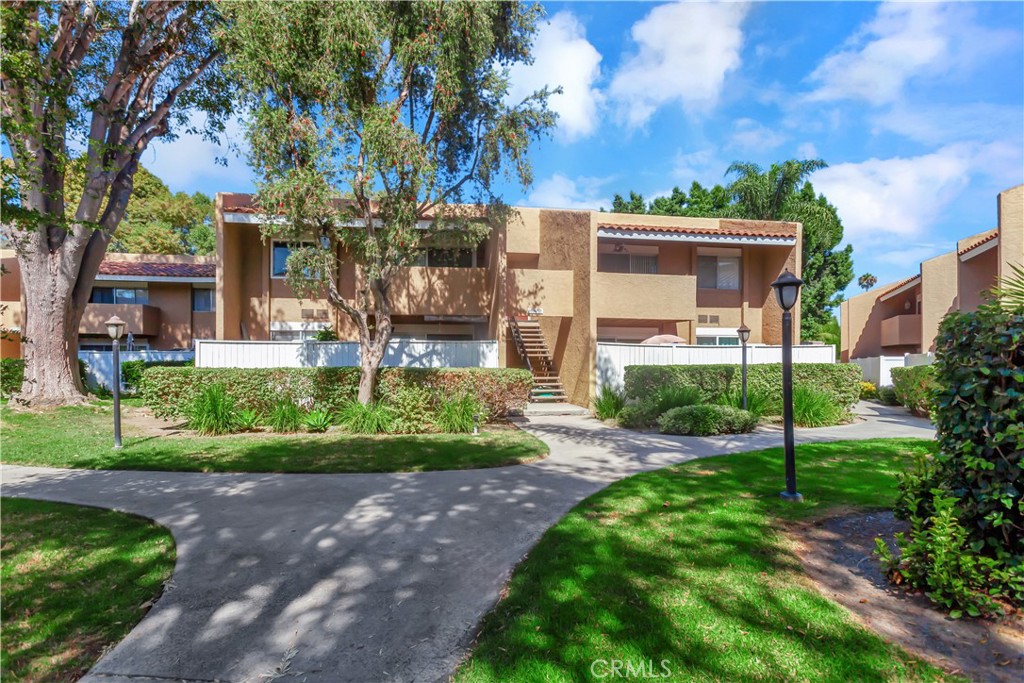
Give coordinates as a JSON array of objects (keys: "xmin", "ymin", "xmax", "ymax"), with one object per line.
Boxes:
[
  {"xmin": 216, "ymin": 194, "xmax": 803, "ymax": 405},
  {"xmin": 0, "ymin": 250, "xmax": 216, "ymax": 358},
  {"xmin": 840, "ymin": 184, "xmax": 1024, "ymax": 362}
]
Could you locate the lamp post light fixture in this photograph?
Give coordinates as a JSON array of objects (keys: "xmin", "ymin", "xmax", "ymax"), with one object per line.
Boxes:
[
  {"xmin": 770, "ymin": 269, "xmax": 804, "ymax": 502},
  {"xmin": 105, "ymin": 316, "xmax": 126, "ymax": 449},
  {"xmin": 736, "ymin": 324, "xmax": 751, "ymax": 410}
]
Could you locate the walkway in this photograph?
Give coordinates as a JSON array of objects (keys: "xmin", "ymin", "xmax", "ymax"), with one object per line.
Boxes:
[{"xmin": 0, "ymin": 403, "xmax": 933, "ymax": 683}]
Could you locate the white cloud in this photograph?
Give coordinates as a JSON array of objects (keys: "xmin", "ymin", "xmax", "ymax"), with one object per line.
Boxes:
[
  {"xmin": 811, "ymin": 145, "xmax": 975, "ymax": 244},
  {"xmin": 507, "ymin": 11, "xmax": 603, "ymax": 142},
  {"xmin": 727, "ymin": 118, "xmax": 785, "ymax": 152},
  {"xmin": 796, "ymin": 142, "xmax": 819, "ymax": 159},
  {"xmin": 143, "ymin": 112, "xmax": 252, "ymax": 193},
  {"xmin": 609, "ymin": 1, "xmax": 750, "ymax": 127},
  {"xmin": 807, "ymin": 2, "xmax": 1018, "ymax": 105},
  {"xmin": 870, "ymin": 103, "xmax": 1024, "ymax": 147},
  {"xmin": 525, "ymin": 173, "xmax": 611, "ymax": 210}
]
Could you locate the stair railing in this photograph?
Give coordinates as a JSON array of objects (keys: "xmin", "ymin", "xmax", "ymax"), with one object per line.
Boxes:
[{"xmin": 507, "ymin": 317, "xmax": 533, "ymax": 373}]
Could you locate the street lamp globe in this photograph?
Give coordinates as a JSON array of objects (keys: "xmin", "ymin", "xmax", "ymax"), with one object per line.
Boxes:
[
  {"xmin": 736, "ymin": 324, "xmax": 751, "ymax": 344},
  {"xmin": 105, "ymin": 315, "xmax": 126, "ymax": 340},
  {"xmin": 770, "ymin": 269, "xmax": 804, "ymax": 312}
]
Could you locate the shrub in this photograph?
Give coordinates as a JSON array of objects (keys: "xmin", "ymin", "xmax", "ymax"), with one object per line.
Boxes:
[
  {"xmin": 435, "ymin": 394, "xmax": 483, "ymax": 434},
  {"xmin": 658, "ymin": 404, "xmax": 757, "ymax": 437},
  {"xmin": 859, "ymin": 381, "xmax": 878, "ymax": 400},
  {"xmin": 120, "ymin": 358, "xmax": 193, "ymax": 394},
  {"xmin": 653, "ymin": 385, "xmax": 703, "ymax": 414},
  {"xmin": 890, "ymin": 365, "xmax": 938, "ymax": 416},
  {"xmin": 593, "ymin": 385, "xmax": 626, "ymax": 420},
  {"xmin": 141, "ymin": 367, "xmax": 531, "ymax": 420},
  {"xmin": 1, "ymin": 358, "xmax": 25, "ymax": 396},
  {"xmin": 624, "ymin": 363, "xmax": 860, "ymax": 412},
  {"xmin": 791, "ymin": 384, "xmax": 845, "ymax": 427},
  {"xmin": 717, "ymin": 385, "xmax": 779, "ymax": 420},
  {"xmin": 385, "ymin": 384, "xmax": 435, "ymax": 434},
  {"xmin": 879, "ymin": 301, "xmax": 1024, "ymax": 615},
  {"xmin": 617, "ymin": 404, "xmax": 659, "ymax": 429},
  {"xmin": 267, "ymin": 400, "xmax": 304, "ymax": 433},
  {"xmin": 312, "ymin": 326, "xmax": 339, "ymax": 341},
  {"xmin": 304, "ymin": 409, "xmax": 333, "ymax": 433},
  {"xmin": 237, "ymin": 409, "xmax": 261, "ymax": 432},
  {"xmin": 877, "ymin": 386, "xmax": 899, "ymax": 406},
  {"xmin": 186, "ymin": 384, "xmax": 239, "ymax": 436},
  {"xmin": 337, "ymin": 400, "xmax": 396, "ymax": 434}
]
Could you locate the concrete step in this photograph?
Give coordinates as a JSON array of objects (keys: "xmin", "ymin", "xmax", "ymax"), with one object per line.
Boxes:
[{"xmin": 524, "ymin": 401, "xmax": 591, "ymax": 416}]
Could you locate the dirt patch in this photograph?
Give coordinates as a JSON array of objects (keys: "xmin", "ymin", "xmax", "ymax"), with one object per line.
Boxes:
[
  {"xmin": 121, "ymin": 406, "xmax": 187, "ymax": 437},
  {"xmin": 791, "ymin": 511, "xmax": 1023, "ymax": 682}
]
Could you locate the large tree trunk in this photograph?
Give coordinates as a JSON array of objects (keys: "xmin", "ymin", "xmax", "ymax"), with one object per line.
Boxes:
[
  {"xmin": 357, "ymin": 322, "xmax": 391, "ymax": 405},
  {"xmin": 14, "ymin": 250, "xmax": 88, "ymax": 406}
]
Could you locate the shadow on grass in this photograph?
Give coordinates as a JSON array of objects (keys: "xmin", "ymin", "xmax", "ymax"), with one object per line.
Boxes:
[
  {"xmin": 1, "ymin": 498, "xmax": 175, "ymax": 683},
  {"xmin": 456, "ymin": 439, "xmax": 952, "ymax": 683}
]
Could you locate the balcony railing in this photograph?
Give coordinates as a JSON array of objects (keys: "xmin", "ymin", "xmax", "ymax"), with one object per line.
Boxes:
[
  {"xmin": 81, "ymin": 303, "xmax": 161, "ymax": 337},
  {"xmin": 592, "ymin": 272, "xmax": 696, "ymax": 320},
  {"xmin": 881, "ymin": 313, "xmax": 922, "ymax": 348}
]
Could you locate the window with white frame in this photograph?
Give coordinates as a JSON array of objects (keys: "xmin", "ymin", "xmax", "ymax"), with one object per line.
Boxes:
[
  {"xmin": 697, "ymin": 248, "xmax": 741, "ymax": 290},
  {"xmin": 695, "ymin": 327, "xmax": 740, "ymax": 346}
]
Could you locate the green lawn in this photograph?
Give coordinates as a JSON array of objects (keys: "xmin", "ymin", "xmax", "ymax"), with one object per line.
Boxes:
[
  {"xmin": 0, "ymin": 404, "xmax": 548, "ymax": 473},
  {"xmin": 1, "ymin": 498, "xmax": 175, "ymax": 683},
  {"xmin": 456, "ymin": 438, "xmax": 961, "ymax": 683}
]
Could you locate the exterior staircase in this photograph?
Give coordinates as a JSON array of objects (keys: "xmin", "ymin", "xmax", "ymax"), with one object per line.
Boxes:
[{"xmin": 508, "ymin": 317, "xmax": 568, "ymax": 403}]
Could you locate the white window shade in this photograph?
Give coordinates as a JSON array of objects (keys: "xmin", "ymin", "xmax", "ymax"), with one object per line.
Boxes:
[{"xmin": 717, "ymin": 257, "xmax": 740, "ymax": 290}]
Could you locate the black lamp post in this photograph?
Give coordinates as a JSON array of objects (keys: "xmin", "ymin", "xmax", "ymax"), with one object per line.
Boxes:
[
  {"xmin": 736, "ymin": 324, "xmax": 750, "ymax": 410},
  {"xmin": 105, "ymin": 315, "xmax": 126, "ymax": 449},
  {"xmin": 770, "ymin": 269, "xmax": 804, "ymax": 502}
]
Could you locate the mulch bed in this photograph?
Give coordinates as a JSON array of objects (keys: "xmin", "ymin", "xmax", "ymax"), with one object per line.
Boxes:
[{"xmin": 791, "ymin": 511, "xmax": 1023, "ymax": 682}]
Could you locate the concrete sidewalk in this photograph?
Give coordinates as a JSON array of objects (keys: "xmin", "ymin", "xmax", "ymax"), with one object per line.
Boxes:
[{"xmin": 1, "ymin": 402, "xmax": 933, "ymax": 683}]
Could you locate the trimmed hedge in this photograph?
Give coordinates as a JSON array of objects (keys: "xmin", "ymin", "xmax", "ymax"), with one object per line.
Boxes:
[
  {"xmin": 1, "ymin": 357, "xmax": 25, "ymax": 396},
  {"xmin": 890, "ymin": 365, "xmax": 938, "ymax": 417},
  {"xmin": 658, "ymin": 404, "xmax": 757, "ymax": 436},
  {"xmin": 141, "ymin": 367, "xmax": 533, "ymax": 420},
  {"xmin": 121, "ymin": 358, "xmax": 194, "ymax": 394},
  {"xmin": 624, "ymin": 363, "xmax": 861, "ymax": 410}
]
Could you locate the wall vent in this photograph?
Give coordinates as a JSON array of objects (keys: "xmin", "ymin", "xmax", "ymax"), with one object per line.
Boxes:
[
  {"xmin": 698, "ymin": 315, "xmax": 708, "ymax": 324},
  {"xmin": 709, "ymin": 315, "xmax": 720, "ymax": 324}
]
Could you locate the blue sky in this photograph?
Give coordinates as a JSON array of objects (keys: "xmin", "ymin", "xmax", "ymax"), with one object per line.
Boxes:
[{"xmin": 143, "ymin": 1, "xmax": 1023, "ymax": 299}]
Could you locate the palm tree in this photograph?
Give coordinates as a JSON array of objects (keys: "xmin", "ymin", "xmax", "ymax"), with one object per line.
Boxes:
[
  {"xmin": 858, "ymin": 273, "xmax": 878, "ymax": 291},
  {"xmin": 725, "ymin": 159, "xmax": 853, "ymax": 338}
]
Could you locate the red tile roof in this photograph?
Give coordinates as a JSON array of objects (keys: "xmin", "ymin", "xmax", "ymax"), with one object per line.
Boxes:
[
  {"xmin": 98, "ymin": 261, "xmax": 215, "ymax": 278},
  {"xmin": 880, "ymin": 274, "xmax": 921, "ymax": 297},
  {"xmin": 957, "ymin": 230, "xmax": 998, "ymax": 256},
  {"xmin": 597, "ymin": 219, "xmax": 798, "ymax": 239}
]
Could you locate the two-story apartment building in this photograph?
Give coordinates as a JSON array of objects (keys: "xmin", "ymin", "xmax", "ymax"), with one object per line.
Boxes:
[
  {"xmin": 216, "ymin": 194, "xmax": 803, "ymax": 405},
  {"xmin": 840, "ymin": 184, "xmax": 1024, "ymax": 362},
  {"xmin": 0, "ymin": 250, "xmax": 216, "ymax": 358}
]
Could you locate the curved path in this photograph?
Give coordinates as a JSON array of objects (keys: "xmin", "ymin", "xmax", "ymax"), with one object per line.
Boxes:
[{"xmin": 1, "ymin": 403, "xmax": 932, "ymax": 683}]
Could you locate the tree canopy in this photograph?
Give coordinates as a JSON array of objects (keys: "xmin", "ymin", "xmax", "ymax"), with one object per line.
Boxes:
[
  {"xmin": 605, "ymin": 160, "xmax": 855, "ymax": 339},
  {"xmin": 224, "ymin": 0, "xmax": 555, "ymax": 402}
]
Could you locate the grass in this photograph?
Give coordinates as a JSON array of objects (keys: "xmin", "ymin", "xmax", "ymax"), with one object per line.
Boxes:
[
  {"xmin": 456, "ymin": 438, "xmax": 962, "ymax": 683},
  {"xmin": 1, "ymin": 498, "xmax": 175, "ymax": 683},
  {"xmin": 0, "ymin": 403, "xmax": 548, "ymax": 473}
]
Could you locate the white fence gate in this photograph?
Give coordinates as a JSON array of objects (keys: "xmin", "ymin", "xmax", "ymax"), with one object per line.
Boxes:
[
  {"xmin": 194, "ymin": 339, "xmax": 499, "ymax": 369},
  {"xmin": 79, "ymin": 349, "xmax": 194, "ymax": 392},
  {"xmin": 595, "ymin": 343, "xmax": 836, "ymax": 392},
  {"xmin": 852, "ymin": 353, "xmax": 935, "ymax": 386}
]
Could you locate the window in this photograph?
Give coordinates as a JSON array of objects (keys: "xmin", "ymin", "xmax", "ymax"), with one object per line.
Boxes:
[
  {"xmin": 192, "ymin": 288, "xmax": 215, "ymax": 312},
  {"xmin": 412, "ymin": 247, "xmax": 477, "ymax": 268},
  {"xmin": 598, "ymin": 253, "xmax": 659, "ymax": 274},
  {"xmin": 697, "ymin": 250, "xmax": 741, "ymax": 290},
  {"xmin": 271, "ymin": 242, "xmax": 292, "ymax": 278},
  {"xmin": 89, "ymin": 287, "xmax": 148, "ymax": 304}
]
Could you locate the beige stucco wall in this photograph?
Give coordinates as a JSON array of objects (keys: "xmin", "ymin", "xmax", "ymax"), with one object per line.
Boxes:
[
  {"xmin": 1, "ymin": 252, "xmax": 23, "ymax": 358},
  {"xmin": 998, "ymin": 185, "xmax": 1024, "ymax": 282},
  {"xmin": 840, "ymin": 277, "xmax": 922, "ymax": 361},
  {"xmin": 958, "ymin": 246, "xmax": 998, "ymax": 313},
  {"xmin": 146, "ymin": 282, "xmax": 193, "ymax": 349},
  {"xmin": 921, "ymin": 251, "xmax": 959, "ymax": 352}
]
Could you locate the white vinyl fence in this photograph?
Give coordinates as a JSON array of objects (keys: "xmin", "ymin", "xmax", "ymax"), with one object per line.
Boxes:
[
  {"xmin": 194, "ymin": 339, "xmax": 499, "ymax": 369},
  {"xmin": 79, "ymin": 349, "xmax": 194, "ymax": 392},
  {"xmin": 852, "ymin": 352, "xmax": 935, "ymax": 387},
  {"xmin": 596, "ymin": 343, "xmax": 836, "ymax": 392}
]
